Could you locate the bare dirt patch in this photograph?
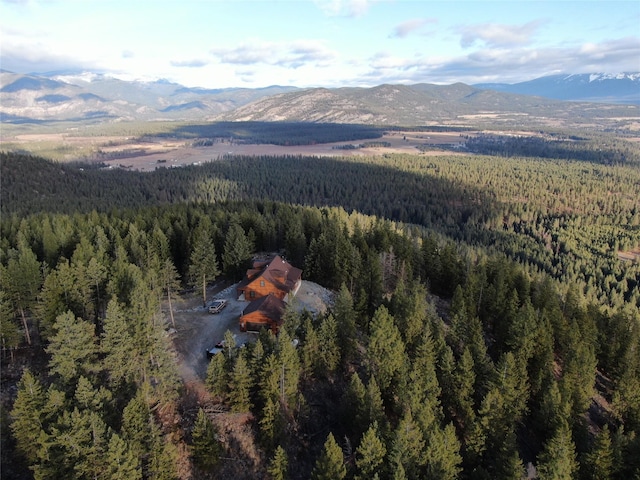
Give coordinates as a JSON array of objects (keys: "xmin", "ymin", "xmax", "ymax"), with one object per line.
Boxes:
[{"xmin": 618, "ymin": 247, "xmax": 640, "ymax": 262}]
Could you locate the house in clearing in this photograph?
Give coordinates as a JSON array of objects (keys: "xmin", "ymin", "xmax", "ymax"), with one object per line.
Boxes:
[
  {"xmin": 239, "ymin": 293, "xmax": 286, "ymax": 333},
  {"xmin": 236, "ymin": 255, "xmax": 302, "ymax": 302}
]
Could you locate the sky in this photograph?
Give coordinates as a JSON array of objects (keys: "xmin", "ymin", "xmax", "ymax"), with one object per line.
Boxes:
[{"xmin": 1, "ymin": 0, "xmax": 639, "ymax": 89}]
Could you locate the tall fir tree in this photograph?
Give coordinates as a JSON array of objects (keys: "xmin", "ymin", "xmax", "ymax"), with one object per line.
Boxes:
[
  {"xmin": 536, "ymin": 421, "xmax": 578, "ymax": 480},
  {"xmin": 229, "ymin": 353, "xmax": 253, "ymax": 412},
  {"xmin": 311, "ymin": 432, "xmax": 346, "ymax": 480},
  {"xmin": 355, "ymin": 421, "xmax": 386, "ymax": 480},
  {"xmin": 191, "ymin": 408, "xmax": 221, "ymax": 470},
  {"xmin": 188, "ymin": 225, "xmax": 220, "ymax": 307},
  {"xmin": 105, "ymin": 432, "xmax": 142, "ymax": 480},
  {"xmin": 267, "ymin": 445, "xmax": 289, "ymax": 480},
  {"xmin": 222, "ymin": 221, "xmax": 253, "ymax": 279},
  {"xmin": 367, "ymin": 305, "xmax": 407, "ymax": 394},
  {"xmin": 333, "ymin": 283, "xmax": 357, "ymax": 364},
  {"xmin": 389, "ymin": 409, "xmax": 425, "ymax": 480},
  {"xmin": 46, "ymin": 311, "xmax": 98, "ymax": 385},
  {"xmin": 10, "ymin": 369, "xmax": 46, "ymax": 464}
]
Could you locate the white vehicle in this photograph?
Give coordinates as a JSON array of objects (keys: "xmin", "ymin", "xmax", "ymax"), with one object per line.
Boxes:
[{"xmin": 208, "ymin": 299, "xmax": 227, "ymax": 314}]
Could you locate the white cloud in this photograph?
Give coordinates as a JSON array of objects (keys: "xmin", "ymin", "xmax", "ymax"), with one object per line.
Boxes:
[
  {"xmin": 390, "ymin": 18, "xmax": 436, "ymax": 38},
  {"xmin": 210, "ymin": 39, "xmax": 337, "ymax": 69},
  {"xmin": 170, "ymin": 58, "xmax": 208, "ymax": 68},
  {"xmin": 458, "ymin": 20, "xmax": 547, "ymax": 48},
  {"xmin": 0, "ymin": 42, "xmax": 100, "ymax": 73},
  {"xmin": 313, "ymin": 0, "xmax": 376, "ymax": 17},
  {"xmin": 357, "ymin": 35, "xmax": 640, "ymax": 86}
]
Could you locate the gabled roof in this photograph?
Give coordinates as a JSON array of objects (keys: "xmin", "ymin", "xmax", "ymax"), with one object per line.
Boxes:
[
  {"xmin": 260, "ymin": 255, "xmax": 302, "ymax": 292},
  {"xmin": 241, "ymin": 293, "xmax": 286, "ymax": 324},
  {"xmin": 238, "ymin": 255, "xmax": 302, "ymax": 294}
]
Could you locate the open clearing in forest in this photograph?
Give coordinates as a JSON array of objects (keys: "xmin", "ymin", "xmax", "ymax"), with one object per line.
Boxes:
[
  {"xmin": 170, "ymin": 280, "xmax": 332, "ymax": 385},
  {"xmin": 1, "ymin": 130, "xmax": 471, "ymax": 170},
  {"xmin": 618, "ymin": 247, "xmax": 640, "ymax": 262}
]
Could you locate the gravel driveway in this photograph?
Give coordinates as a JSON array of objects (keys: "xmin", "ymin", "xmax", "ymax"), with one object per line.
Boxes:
[{"xmin": 171, "ymin": 280, "xmax": 334, "ymax": 382}]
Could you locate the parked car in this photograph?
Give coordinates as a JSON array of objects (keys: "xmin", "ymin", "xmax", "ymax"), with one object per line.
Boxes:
[
  {"xmin": 205, "ymin": 335, "xmax": 236, "ymax": 358},
  {"xmin": 208, "ymin": 299, "xmax": 227, "ymax": 314},
  {"xmin": 206, "ymin": 339, "xmax": 226, "ymax": 358}
]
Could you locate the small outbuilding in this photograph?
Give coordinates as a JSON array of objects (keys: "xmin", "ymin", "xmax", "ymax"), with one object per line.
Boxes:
[{"xmin": 239, "ymin": 293, "xmax": 287, "ymax": 333}]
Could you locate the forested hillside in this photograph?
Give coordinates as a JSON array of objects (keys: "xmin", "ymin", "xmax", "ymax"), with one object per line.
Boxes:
[{"xmin": 1, "ymin": 139, "xmax": 639, "ymax": 479}]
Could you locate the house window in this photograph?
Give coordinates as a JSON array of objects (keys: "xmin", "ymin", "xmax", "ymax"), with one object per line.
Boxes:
[
  {"xmin": 250, "ymin": 291, "xmax": 255, "ymax": 298},
  {"xmin": 260, "ymin": 280, "xmax": 265, "ymax": 287}
]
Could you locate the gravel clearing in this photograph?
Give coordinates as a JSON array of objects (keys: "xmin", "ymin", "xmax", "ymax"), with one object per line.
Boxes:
[{"xmin": 170, "ymin": 280, "xmax": 333, "ymax": 381}]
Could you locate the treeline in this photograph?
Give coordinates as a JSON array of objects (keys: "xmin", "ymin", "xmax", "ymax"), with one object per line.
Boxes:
[
  {"xmin": 464, "ymin": 133, "xmax": 640, "ymax": 166},
  {"xmin": 1, "ymin": 201, "xmax": 639, "ymax": 478},
  {"xmin": 3, "ymin": 151, "xmax": 638, "ymax": 312},
  {"xmin": 155, "ymin": 121, "xmax": 386, "ymax": 146}
]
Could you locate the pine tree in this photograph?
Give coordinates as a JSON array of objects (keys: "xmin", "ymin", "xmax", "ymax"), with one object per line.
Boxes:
[
  {"xmin": 10, "ymin": 369, "xmax": 46, "ymax": 463},
  {"xmin": 423, "ymin": 423, "xmax": 462, "ymax": 480},
  {"xmin": 345, "ymin": 372, "xmax": 368, "ymax": 436},
  {"xmin": 188, "ymin": 225, "xmax": 220, "ymax": 307},
  {"xmin": 73, "ymin": 375, "xmax": 112, "ymax": 412},
  {"xmin": 391, "ymin": 279, "xmax": 427, "ymax": 352},
  {"xmin": 47, "ymin": 311, "xmax": 98, "ymax": 385},
  {"xmin": 260, "ymin": 353, "xmax": 282, "ymax": 405},
  {"xmin": 389, "ymin": 409, "xmax": 425, "ymax": 479},
  {"xmin": 52, "ymin": 408, "xmax": 109, "ymax": 480},
  {"xmin": 191, "ymin": 408, "xmax": 221, "ymax": 469},
  {"xmin": 537, "ymin": 421, "xmax": 578, "ymax": 480},
  {"xmin": 318, "ymin": 314, "xmax": 341, "ymax": 375},
  {"xmin": 301, "ymin": 317, "xmax": 321, "ymax": 379},
  {"xmin": 407, "ymin": 329, "xmax": 442, "ymax": 432},
  {"xmin": 205, "ymin": 351, "xmax": 228, "ymax": 399},
  {"xmin": 333, "ymin": 283, "xmax": 357, "ymax": 364},
  {"xmin": 121, "ymin": 392, "xmax": 153, "ymax": 461},
  {"xmin": 355, "ymin": 422, "xmax": 386, "ymax": 480},
  {"xmin": 365, "ymin": 375, "xmax": 386, "ymax": 432},
  {"xmin": 583, "ymin": 425, "xmax": 614, "ymax": 480},
  {"xmin": 311, "ymin": 432, "xmax": 346, "ymax": 480},
  {"xmin": 222, "ymin": 221, "xmax": 253, "ymax": 279},
  {"xmin": 147, "ymin": 418, "xmax": 179, "ymax": 480},
  {"xmin": 0, "ymin": 291, "xmax": 21, "ymax": 359},
  {"xmin": 102, "ymin": 299, "xmax": 138, "ymax": 387},
  {"xmin": 105, "ymin": 432, "xmax": 142, "ymax": 480},
  {"xmin": 2, "ymin": 241, "xmax": 42, "ymax": 344},
  {"xmin": 160, "ymin": 258, "xmax": 181, "ymax": 328},
  {"xmin": 229, "ymin": 353, "xmax": 253, "ymax": 412},
  {"xmin": 267, "ymin": 445, "xmax": 288, "ymax": 480},
  {"xmin": 276, "ymin": 328, "xmax": 301, "ymax": 410},
  {"xmin": 259, "ymin": 396, "xmax": 283, "ymax": 449},
  {"xmin": 367, "ymin": 305, "xmax": 407, "ymax": 394}
]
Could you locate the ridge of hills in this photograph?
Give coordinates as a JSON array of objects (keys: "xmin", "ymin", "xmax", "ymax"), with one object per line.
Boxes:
[
  {"xmin": 1, "ymin": 70, "xmax": 639, "ymax": 127},
  {"xmin": 475, "ymin": 72, "xmax": 640, "ymax": 104}
]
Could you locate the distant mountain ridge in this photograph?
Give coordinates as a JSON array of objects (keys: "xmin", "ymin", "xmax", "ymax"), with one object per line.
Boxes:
[
  {"xmin": 1, "ymin": 70, "xmax": 638, "ymax": 126},
  {"xmin": 0, "ymin": 70, "xmax": 299, "ymax": 123},
  {"xmin": 474, "ymin": 73, "xmax": 640, "ymax": 104}
]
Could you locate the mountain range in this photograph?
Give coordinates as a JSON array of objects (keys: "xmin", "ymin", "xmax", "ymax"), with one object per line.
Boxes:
[
  {"xmin": 475, "ymin": 73, "xmax": 640, "ymax": 104},
  {"xmin": 1, "ymin": 70, "xmax": 639, "ymax": 126}
]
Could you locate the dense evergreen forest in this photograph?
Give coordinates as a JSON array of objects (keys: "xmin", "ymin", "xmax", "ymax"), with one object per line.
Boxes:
[{"xmin": 1, "ymin": 129, "xmax": 639, "ymax": 480}]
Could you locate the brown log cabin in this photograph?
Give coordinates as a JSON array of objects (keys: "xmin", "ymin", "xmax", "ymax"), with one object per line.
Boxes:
[
  {"xmin": 239, "ymin": 293, "xmax": 286, "ymax": 333},
  {"xmin": 236, "ymin": 255, "xmax": 302, "ymax": 302}
]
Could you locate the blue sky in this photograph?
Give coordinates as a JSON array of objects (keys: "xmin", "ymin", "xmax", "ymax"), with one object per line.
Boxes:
[{"xmin": 1, "ymin": 0, "xmax": 639, "ymax": 88}]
